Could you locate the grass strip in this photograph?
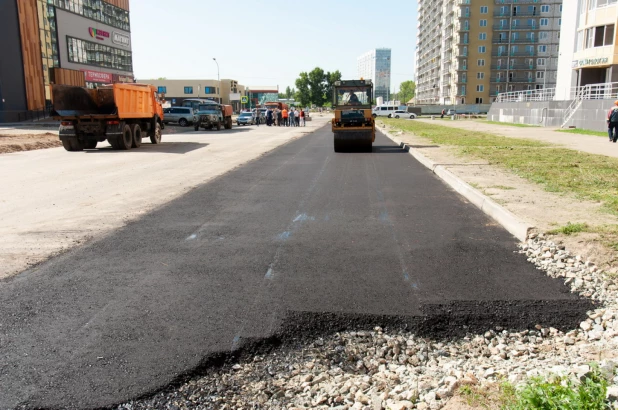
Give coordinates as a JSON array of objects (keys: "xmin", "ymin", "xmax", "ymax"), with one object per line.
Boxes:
[
  {"xmin": 482, "ymin": 120, "xmax": 540, "ymax": 128},
  {"xmin": 384, "ymin": 118, "xmax": 618, "ymax": 215},
  {"xmin": 556, "ymin": 128, "xmax": 608, "ymax": 137}
]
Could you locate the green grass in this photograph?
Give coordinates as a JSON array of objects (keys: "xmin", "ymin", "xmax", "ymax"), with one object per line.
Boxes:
[
  {"xmin": 556, "ymin": 129, "xmax": 608, "ymax": 137},
  {"xmin": 384, "ymin": 118, "xmax": 618, "ymax": 215},
  {"xmin": 482, "ymin": 120, "xmax": 540, "ymax": 127},
  {"xmin": 547, "ymin": 222, "xmax": 589, "ymax": 236}
]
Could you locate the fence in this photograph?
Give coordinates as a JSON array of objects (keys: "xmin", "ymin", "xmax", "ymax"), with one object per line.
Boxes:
[
  {"xmin": 495, "ymin": 82, "xmax": 618, "ymax": 103},
  {"xmin": 0, "ymin": 105, "xmax": 53, "ymax": 123}
]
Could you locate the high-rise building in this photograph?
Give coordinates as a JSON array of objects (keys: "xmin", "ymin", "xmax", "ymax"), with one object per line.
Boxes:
[
  {"xmin": 357, "ymin": 49, "xmax": 392, "ymax": 101},
  {"xmin": 415, "ymin": 0, "xmax": 562, "ymax": 105},
  {"xmin": 0, "ymin": 0, "xmax": 133, "ymax": 122}
]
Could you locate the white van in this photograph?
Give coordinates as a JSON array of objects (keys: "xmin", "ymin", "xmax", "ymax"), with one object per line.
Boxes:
[{"xmin": 372, "ymin": 105, "xmax": 399, "ymax": 118}]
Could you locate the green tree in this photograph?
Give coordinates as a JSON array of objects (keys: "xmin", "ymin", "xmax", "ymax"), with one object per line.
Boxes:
[
  {"xmin": 397, "ymin": 81, "xmax": 416, "ymax": 104},
  {"xmin": 285, "ymin": 86, "xmax": 293, "ymax": 99},
  {"xmin": 308, "ymin": 67, "xmax": 327, "ymax": 107},
  {"xmin": 324, "ymin": 70, "xmax": 342, "ymax": 104},
  {"xmin": 295, "ymin": 72, "xmax": 311, "ymax": 106}
]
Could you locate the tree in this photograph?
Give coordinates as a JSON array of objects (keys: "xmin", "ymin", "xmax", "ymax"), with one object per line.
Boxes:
[
  {"xmin": 397, "ymin": 81, "xmax": 416, "ymax": 104},
  {"xmin": 324, "ymin": 70, "xmax": 342, "ymax": 105},
  {"xmin": 285, "ymin": 86, "xmax": 293, "ymax": 99},
  {"xmin": 308, "ymin": 67, "xmax": 327, "ymax": 107},
  {"xmin": 295, "ymin": 72, "xmax": 311, "ymax": 107}
]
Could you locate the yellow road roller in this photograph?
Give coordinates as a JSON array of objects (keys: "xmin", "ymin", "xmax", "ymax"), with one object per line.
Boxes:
[{"xmin": 332, "ymin": 79, "xmax": 375, "ymax": 152}]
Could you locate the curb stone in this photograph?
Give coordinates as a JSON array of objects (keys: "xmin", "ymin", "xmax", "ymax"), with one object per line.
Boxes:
[{"xmin": 380, "ymin": 126, "xmax": 534, "ymax": 242}]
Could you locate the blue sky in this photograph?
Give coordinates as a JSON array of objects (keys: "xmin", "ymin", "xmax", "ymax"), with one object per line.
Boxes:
[{"xmin": 131, "ymin": 0, "xmax": 417, "ymax": 92}]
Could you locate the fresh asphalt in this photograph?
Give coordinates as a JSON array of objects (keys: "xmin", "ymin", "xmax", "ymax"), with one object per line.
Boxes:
[{"xmin": 0, "ymin": 125, "xmax": 591, "ymax": 409}]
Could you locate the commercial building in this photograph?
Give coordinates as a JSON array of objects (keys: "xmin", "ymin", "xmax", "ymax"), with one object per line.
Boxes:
[
  {"xmin": 357, "ymin": 49, "xmax": 392, "ymax": 101},
  {"xmin": 556, "ymin": 0, "xmax": 618, "ymax": 99},
  {"xmin": 0, "ymin": 0, "xmax": 133, "ymax": 122},
  {"xmin": 415, "ymin": 0, "xmax": 562, "ymax": 105}
]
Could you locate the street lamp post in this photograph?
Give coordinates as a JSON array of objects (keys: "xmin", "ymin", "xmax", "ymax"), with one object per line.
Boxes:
[{"xmin": 213, "ymin": 58, "xmax": 220, "ymax": 103}]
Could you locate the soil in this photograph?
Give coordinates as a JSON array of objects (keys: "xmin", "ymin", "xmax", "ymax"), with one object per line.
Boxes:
[
  {"xmin": 381, "ymin": 122, "xmax": 618, "ymax": 272},
  {"xmin": 0, "ymin": 132, "xmax": 62, "ymax": 154}
]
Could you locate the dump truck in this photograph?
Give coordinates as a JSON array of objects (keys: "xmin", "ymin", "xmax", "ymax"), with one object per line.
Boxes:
[
  {"xmin": 332, "ymin": 79, "xmax": 375, "ymax": 152},
  {"xmin": 193, "ymin": 103, "xmax": 233, "ymax": 131},
  {"xmin": 51, "ymin": 83, "xmax": 164, "ymax": 151}
]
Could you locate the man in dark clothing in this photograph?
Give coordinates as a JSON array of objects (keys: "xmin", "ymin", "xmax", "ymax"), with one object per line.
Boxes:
[
  {"xmin": 441, "ymin": 109, "xmax": 445, "ymax": 119},
  {"xmin": 608, "ymin": 100, "xmax": 618, "ymax": 142}
]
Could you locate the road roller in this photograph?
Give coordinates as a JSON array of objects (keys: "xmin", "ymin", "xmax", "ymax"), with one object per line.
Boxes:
[{"xmin": 332, "ymin": 79, "xmax": 375, "ymax": 152}]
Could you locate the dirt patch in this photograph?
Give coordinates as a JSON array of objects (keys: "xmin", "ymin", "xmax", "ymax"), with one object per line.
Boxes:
[
  {"xmin": 0, "ymin": 133, "xmax": 62, "ymax": 154},
  {"xmin": 382, "ymin": 123, "xmax": 618, "ymax": 270}
]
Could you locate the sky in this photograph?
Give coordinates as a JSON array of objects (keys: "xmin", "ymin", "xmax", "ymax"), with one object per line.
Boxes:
[{"xmin": 130, "ymin": 0, "xmax": 417, "ymax": 92}]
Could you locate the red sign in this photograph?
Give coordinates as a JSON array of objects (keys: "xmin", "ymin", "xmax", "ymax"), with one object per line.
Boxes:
[
  {"xmin": 81, "ymin": 69, "xmax": 113, "ymax": 83},
  {"xmin": 89, "ymin": 27, "xmax": 110, "ymax": 41}
]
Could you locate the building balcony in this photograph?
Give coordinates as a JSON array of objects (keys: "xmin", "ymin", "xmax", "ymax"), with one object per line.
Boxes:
[
  {"xmin": 457, "ymin": 66, "xmax": 468, "ymax": 71},
  {"xmin": 492, "ymin": 38, "xmax": 538, "ymax": 44},
  {"xmin": 491, "ymin": 50, "xmax": 535, "ymax": 57},
  {"xmin": 493, "ymin": 10, "xmax": 539, "ymax": 17},
  {"xmin": 491, "ymin": 77, "xmax": 538, "ymax": 83}
]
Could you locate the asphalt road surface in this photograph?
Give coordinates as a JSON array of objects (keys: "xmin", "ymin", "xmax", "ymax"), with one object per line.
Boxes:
[{"xmin": 0, "ymin": 125, "xmax": 591, "ymax": 409}]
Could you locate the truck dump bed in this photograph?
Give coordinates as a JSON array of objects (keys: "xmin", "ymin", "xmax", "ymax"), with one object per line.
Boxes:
[{"xmin": 51, "ymin": 83, "xmax": 160, "ymax": 119}]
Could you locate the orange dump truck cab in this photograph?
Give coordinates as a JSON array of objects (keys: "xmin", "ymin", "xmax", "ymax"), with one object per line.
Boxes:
[{"xmin": 51, "ymin": 83, "xmax": 165, "ymax": 151}]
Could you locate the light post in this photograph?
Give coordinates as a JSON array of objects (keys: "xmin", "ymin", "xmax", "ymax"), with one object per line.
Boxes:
[{"xmin": 212, "ymin": 58, "xmax": 220, "ymax": 103}]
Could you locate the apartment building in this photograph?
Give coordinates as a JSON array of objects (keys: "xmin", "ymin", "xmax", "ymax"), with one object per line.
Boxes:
[
  {"xmin": 357, "ymin": 49, "xmax": 392, "ymax": 101},
  {"xmin": 415, "ymin": 0, "xmax": 563, "ymax": 105}
]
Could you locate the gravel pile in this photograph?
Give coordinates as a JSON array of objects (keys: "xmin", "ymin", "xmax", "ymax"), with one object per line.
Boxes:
[{"xmin": 119, "ymin": 234, "xmax": 618, "ymax": 410}]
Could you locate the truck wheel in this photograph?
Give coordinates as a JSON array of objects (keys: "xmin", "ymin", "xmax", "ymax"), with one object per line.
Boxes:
[
  {"xmin": 150, "ymin": 123, "xmax": 162, "ymax": 144},
  {"xmin": 372, "ymin": 114, "xmax": 377, "ymax": 118},
  {"xmin": 62, "ymin": 138, "xmax": 83, "ymax": 151},
  {"xmin": 216, "ymin": 122, "xmax": 221, "ymax": 131},
  {"xmin": 179, "ymin": 118, "xmax": 188, "ymax": 127},
  {"xmin": 84, "ymin": 140, "xmax": 98, "ymax": 149},
  {"xmin": 131, "ymin": 124, "xmax": 142, "ymax": 148},
  {"xmin": 194, "ymin": 124, "xmax": 199, "ymax": 131},
  {"xmin": 116, "ymin": 124, "xmax": 133, "ymax": 150},
  {"xmin": 225, "ymin": 118, "xmax": 232, "ymax": 129}
]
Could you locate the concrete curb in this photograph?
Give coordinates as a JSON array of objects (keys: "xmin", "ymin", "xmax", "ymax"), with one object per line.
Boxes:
[{"xmin": 380, "ymin": 126, "xmax": 534, "ymax": 242}]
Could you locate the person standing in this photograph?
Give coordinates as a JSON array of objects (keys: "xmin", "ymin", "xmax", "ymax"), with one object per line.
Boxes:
[
  {"xmin": 441, "ymin": 108, "xmax": 445, "ymax": 119},
  {"xmin": 289, "ymin": 108, "xmax": 295, "ymax": 127},
  {"xmin": 608, "ymin": 100, "xmax": 618, "ymax": 142},
  {"xmin": 282, "ymin": 107, "xmax": 288, "ymax": 126},
  {"xmin": 277, "ymin": 109, "xmax": 282, "ymax": 126},
  {"xmin": 266, "ymin": 109, "xmax": 273, "ymax": 126},
  {"xmin": 295, "ymin": 109, "xmax": 300, "ymax": 126},
  {"xmin": 255, "ymin": 110, "xmax": 260, "ymax": 126},
  {"xmin": 300, "ymin": 109, "xmax": 305, "ymax": 126}
]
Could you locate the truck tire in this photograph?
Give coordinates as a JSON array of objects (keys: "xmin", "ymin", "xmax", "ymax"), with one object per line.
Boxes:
[
  {"xmin": 225, "ymin": 118, "xmax": 232, "ymax": 129},
  {"xmin": 62, "ymin": 138, "xmax": 84, "ymax": 152},
  {"xmin": 150, "ymin": 122, "xmax": 162, "ymax": 144},
  {"xmin": 216, "ymin": 122, "xmax": 221, "ymax": 131},
  {"xmin": 116, "ymin": 124, "xmax": 133, "ymax": 150},
  {"xmin": 84, "ymin": 140, "xmax": 98, "ymax": 149},
  {"xmin": 131, "ymin": 124, "xmax": 142, "ymax": 148}
]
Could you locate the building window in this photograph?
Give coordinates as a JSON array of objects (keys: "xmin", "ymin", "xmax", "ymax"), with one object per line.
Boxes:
[
  {"xmin": 53, "ymin": 0, "xmax": 130, "ymax": 31},
  {"xmin": 540, "ymin": 18, "xmax": 549, "ymax": 26},
  {"xmin": 538, "ymin": 45, "xmax": 547, "ymax": 53},
  {"xmin": 480, "ymin": 19, "xmax": 487, "ymax": 27},
  {"xmin": 184, "ymin": 87, "xmax": 193, "ymax": 94},
  {"xmin": 477, "ymin": 59, "xmax": 485, "ymax": 66},
  {"xmin": 460, "ymin": 85, "xmax": 466, "ymax": 95},
  {"xmin": 479, "ymin": 32, "xmax": 487, "ymax": 40},
  {"xmin": 477, "ymin": 72, "xmax": 485, "ymax": 79},
  {"xmin": 157, "ymin": 86, "xmax": 166, "ymax": 93},
  {"xmin": 204, "ymin": 87, "xmax": 217, "ymax": 94},
  {"xmin": 476, "ymin": 85, "xmax": 484, "ymax": 92},
  {"xmin": 559, "ymin": 18, "xmax": 561, "ymax": 26},
  {"xmin": 537, "ymin": 58, "xmax": 546, "ymax": 66},
  {"xmin": 478, "ymin": 46, "xmax": 486, "ymax": 53},
  {"xmin": 541, "ymin": 5, "xmax": 550, "ymax": 12},
  {"xmin": 537, "ymin": 72, "xmax": 544, "ymax": 79},
  {"xmin": 528, "ymin": 19, "xmax": 536, "ymax": 28},
  {"xmin": 67, "ymin": 36, "xmax": 132, "ymax": 72},
  {"xmin": 480, "ymin": 6, "xmax": 488, "ymax": 13},
  {"xmin": 475, "ymin": 97, "xmax": 483, "ymax": 103},
  {"xmin": 540, "ymin": 32, "xmax": 548, "ymax": 40}
]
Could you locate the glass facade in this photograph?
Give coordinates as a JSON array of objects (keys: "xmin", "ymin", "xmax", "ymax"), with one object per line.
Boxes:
[
  {"xmin": 67, "ymin": 36, "xmax": 133, "ymax": 71},
  {"xmin": 47, "ymin": 0, "xmax": 129, "ymax": 31},
  {"xmin": 374, "ymin": 49, "xmax": 392, "ymax": 101}
]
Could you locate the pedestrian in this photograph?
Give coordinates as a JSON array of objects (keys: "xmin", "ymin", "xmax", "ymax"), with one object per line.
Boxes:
[
  {"xmin": 300, "ymin": 109, "xmax": 305, "ymax": 126},
  {"xmin": 289, "ymin": 108, "xmax": 295, "ymax": 127},
  {"xmin": 608, "ymin": 100, "xmax": 618, "ymax": 142},
  {"xmin": 295, "ymin": 109, "xmax": 300, "ymax": 127},
  {"xmin": 277, "ymin": 109, "xmax": 282, "ymax": 126},
  {"xmin": 266, "ymin": 109, "xmax": 272, "ymax": 126},
  {"xmin": 255, "ymin": 109, "xmax": 260, "ymax": 126},
  {"xmin": 441, "ymin": 108, "xmax": 445, "ymax": 119},
  {"xmin": 282, "ymin": 107, "xmax": 288, "ymax": 126}
]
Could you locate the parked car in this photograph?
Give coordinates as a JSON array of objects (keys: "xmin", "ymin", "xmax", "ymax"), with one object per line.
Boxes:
[
  {"xmin": 163, "ymin": 107, "xmax": 195, "ymax": 127},
  {"xmin": 391, "ymin": 110, "xmax": 417, "ymax": 119},
  {"xmin": 446, "ymin": 109, "xmax": 456, "ymax": 115},
  {"xmin": 237, "ymin": 112, "xmax": 256, "ymax": 126},
  {"xmin": 371, "ymin": 105, "xmax": 398, "ymax": 118}
]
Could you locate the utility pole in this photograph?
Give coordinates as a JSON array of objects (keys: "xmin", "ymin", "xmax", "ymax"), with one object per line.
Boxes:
[{"xmin": 213, "ymin": 58, "xmax": 220, "ymax": 103}]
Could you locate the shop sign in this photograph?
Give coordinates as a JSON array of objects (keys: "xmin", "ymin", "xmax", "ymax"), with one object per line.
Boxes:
[
  {"xmin": 113, "ymin": 74, "xmax": 134, "ymax": 83},
  {"xmin": 89, "ymin": 27, "xmax": 110, "ymax": 41},
  {"xmin": 112, "ymin": 31, "xmax": 131, "ymax": 47},
  {"xmin": 573, "ymin": 57, "xmax": 609, "ymax": 68},
  {"xmin": 82, "ymin": 69, "xmax": 113, "ymax": 83}
]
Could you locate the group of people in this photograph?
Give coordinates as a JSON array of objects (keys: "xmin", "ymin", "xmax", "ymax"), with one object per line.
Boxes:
[{"xmin": 264, "ymin": 107, "xmax": 306, "ymax": 127}]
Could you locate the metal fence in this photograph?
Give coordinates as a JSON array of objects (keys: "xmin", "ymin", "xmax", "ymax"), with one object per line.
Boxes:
[{"xmin": 496, "ymin": 82, "xmax": 618, "ymax": 103}]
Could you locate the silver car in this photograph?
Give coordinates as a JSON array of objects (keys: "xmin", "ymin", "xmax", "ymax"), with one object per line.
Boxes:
[
  {"xmin": 163, "ymin": 107, "xmax": 195, "ymax": 127},
  {"xmin": 237, "ymin": 112, "xmax": 255, "ymax": 126}
]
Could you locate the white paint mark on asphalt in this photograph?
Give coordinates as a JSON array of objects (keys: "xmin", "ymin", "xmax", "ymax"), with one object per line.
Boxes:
[
  {"xmin": 186, "ymin": 233, "xmax": 197, "ymax": 241},
  {"xmin": 293, "ymin": 213, "xmax": 315, "ymax": 223},
  {"xmin": 277, "ymin": 231, "xmax": 291, "ymax": 240},
  {"xmin": 264, "ymin": 267, "xmax": 274, "ymax": 280}
]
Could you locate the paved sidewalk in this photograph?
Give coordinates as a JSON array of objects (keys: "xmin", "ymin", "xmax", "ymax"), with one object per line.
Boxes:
[{"xmin": 417, "ymin": 118, "xmax": 618, "ymax": 158}]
